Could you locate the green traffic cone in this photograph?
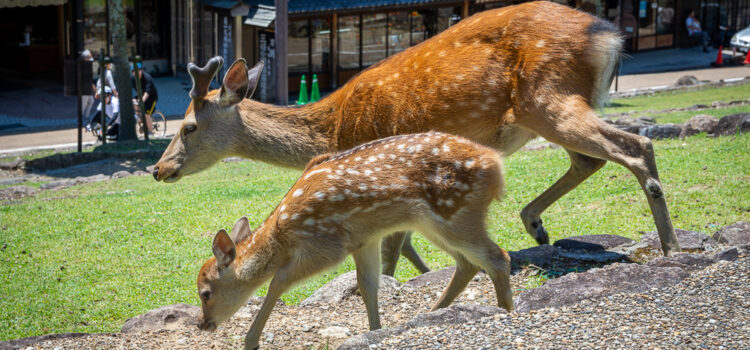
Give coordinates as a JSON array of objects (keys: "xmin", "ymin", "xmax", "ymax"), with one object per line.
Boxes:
[
  {"xmin": 297, "ymin": 75, "xmax": 308, "ymax": 105},
  {"xmin": 310, "ymin": 74, "xmax": 320, "ymax": 102}
]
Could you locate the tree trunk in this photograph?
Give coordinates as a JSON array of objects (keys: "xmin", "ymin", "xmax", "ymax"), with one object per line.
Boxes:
[{"xmin": 109, "ymin": 0, "xmax": 136, "ymax": 140}]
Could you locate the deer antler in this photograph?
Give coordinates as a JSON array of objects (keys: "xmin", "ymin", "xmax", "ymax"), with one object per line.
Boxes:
[{"xmin": 188, "ymin": 56, "xmax": 224, "ymax": 100}]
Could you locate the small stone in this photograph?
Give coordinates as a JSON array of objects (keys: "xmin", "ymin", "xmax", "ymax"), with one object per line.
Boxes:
[{"xmin": 318, "ymin": 326, "xmax": 350, "ymax": 338}]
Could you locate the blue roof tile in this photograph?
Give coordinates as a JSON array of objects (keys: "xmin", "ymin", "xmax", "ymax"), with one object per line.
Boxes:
[{"xmin": 241, "ymin": 0, "xmax": 456, "ymax": 15}]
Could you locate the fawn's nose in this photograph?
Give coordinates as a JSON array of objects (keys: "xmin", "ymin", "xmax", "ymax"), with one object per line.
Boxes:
[{"xmin": 152, "ymin": 166, "xmax": 160, "ymax": 180}]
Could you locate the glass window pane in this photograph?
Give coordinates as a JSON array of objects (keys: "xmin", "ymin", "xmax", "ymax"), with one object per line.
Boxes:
[
  {"xmin": 311, "ymin": 18, "xmax": 330, "ymax": 72},
  {"xmin": 436, "ymin": 7, "xmax": 462, "ymax": 33},
  {"xmin": 410, "ymin": 10, "xmax": 427, "ymax": 46},
  {"xmin": 656, "ymin": 0, "xmax": 674, "ymax": 35},
  {"xmin": 288, "ymin": 20, "xmax": 309, "ymax": 73},
  {"xmin": 362, "ymin": 13, "xmax": 386, "ymax": 66},
  {"xmin": 338, "ymin": 15, "xmax": 360, "ymax": 69},
  {"xmin": 83, "ymin": 0, "xmax": 107, "ymax": 58},
  {"xmin": 388, "ymin": 11, "xmax": 409, "ymax": 55},
  {"xmin": 139, "ymin": 0, "xmax": 167, "ymax": 59}
]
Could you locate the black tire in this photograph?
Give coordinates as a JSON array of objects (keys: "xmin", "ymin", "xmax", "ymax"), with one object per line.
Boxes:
[{"xmin": 151, "ymin": 111, "xmax": 167, "ymax": 137}]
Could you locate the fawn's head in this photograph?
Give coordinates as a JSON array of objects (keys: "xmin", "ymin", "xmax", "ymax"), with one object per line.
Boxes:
[
  {"xmin": 197, "ymin": 217, "xmax": 257, "ymax": 331},
  {"xmin": 153, "ymin": 57, "xmax": 263, "ymax": 182}
]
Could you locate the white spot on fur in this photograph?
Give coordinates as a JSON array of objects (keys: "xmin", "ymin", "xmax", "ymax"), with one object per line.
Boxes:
[
  {"xmin": 536, "ymin": 40, "xmax": 545, "ymax": 48},
  {"xmin": 292, "ymin": 189, "xmax": 304, "ymax": 197},
  {"xmin": 364, "ymin": 169, "xmax": 373, "ymax": 176},
  {"xmin": 358, "ymin": 184, "xmax": 368, "ymax": 191},
  {"xmin": 465, "ymin": 159, "xmax": 475, "ymax": 168},
  {"xmin": 280, "ymin": 213, "xmax": 289, "ymax": 220},
  {"xmin": 314, "ymin": 192, "xmax": 326, "ymax": 200},
  {"xmin": 368, "ymin": 156, "xmax": 377, "ymax": 162},
  {"xmin": 304, "ymin": 168, "xmax": 331, "ymax": 179},
  {"xmin": 280, "ymin": 204, "xmax": 286, "ymax": 212},
  {"xmin": 442, "ymin": 144, "xmax": 451, "ymax": 153},
  {"xmin": 432, "ymin": 147, "xmax": 440, "ymax": 155}
]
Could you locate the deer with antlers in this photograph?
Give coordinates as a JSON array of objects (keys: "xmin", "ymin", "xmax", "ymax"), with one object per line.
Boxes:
[
  {"xmin": 154, "ymin": 1, "xmax": 681, "ymax": 278},
  {"xmin": 197, "ymin": 132, "xmax": 512, "ymax": 349}
]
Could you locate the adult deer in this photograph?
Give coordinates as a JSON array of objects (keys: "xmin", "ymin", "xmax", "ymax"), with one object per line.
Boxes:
[
  {"xmin": 197, "ymin": 132, "xmax": 512, "ymax": 349},
  {"xmin": 154, "ymin": 1, "xmax": 681, "ymax": 276}
]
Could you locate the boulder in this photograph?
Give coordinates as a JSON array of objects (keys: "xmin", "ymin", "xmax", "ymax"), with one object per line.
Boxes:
[
  {"xmin": 640, "ymin": 229, "xmax": 715, "ymax": 251},
  {"xmin": 112, "ymin": 170, "xmax": 132, "ymax": 179},
  {"xmin": 674, "ymin": 75, "xmax": 700, "ymax": 86},
  {"xmin": 0, "ymin": 158, "xmax": 25, "ymax": 171},
  {"xmin": 0, "ymin": 333, "xmax": 90, "ymax": 350},
  {"xmin": 647, "ymin": 252, "xmax": 716, "ymax": 271},
  {"xmin": 508, "ymin": 244, "xmax": 558, "ymax": 268},
  {"xmin": 636, "ymin": 116, "xmax": 656, "ymax": 125},
  {"xmin": 301, "ymin": 271, "xmax": 400, "ymax": 305},
  {"xmin": 0, "ymin": 178, "xmax": 26, "ymax": 186},
  {"xmin": 0, "ymin": 185, "xmax": 38, "ymax": 200},
  {"xmin": 554, "ymin": 234, "xmax": 635, "ymax": 252},
  {"xmin": 40, "ymin": 180, "xmax": 75, "ymax": 190},
  {"xmin": 514, "ymin": 263, "xmax": 689, "ymax": 313},
  {"xmin": 712, "ymin": 244, "xmax": 750, "ymax": 262},
  {"xmin": 337, "ymin": 304, "xmax": 503, "ymax": 350},
  {"xmin": 74, "ymin": 174, "xmax": 110, "ymax": 184},
  {"xmin": 712, "ymin": 222, "xmax": 750, "ymax": 246},
  {"xmin": 681, "ymin": 114, "xmax": 719, "ymax": 137},
  {"xmin": 639, "ymin": 123, "xmax": 683, "ymax": 139},
  {"xmin": 614, "ymin": 116, "xmax": 641, "ymax": 126},
  {"xmin": 403, "ymin": 266, "xmax": 455, "ymax": 289},
  {"xmin": 711, "ymin": 113, "xmax": 750, "ymax": 136},
  {"xmin": 558, "ymin": 250, "xmax": 628, "ymax": 263},
  {"xmin": 121, "ymin": 303, "xmax": 200, "ymax": 333}
]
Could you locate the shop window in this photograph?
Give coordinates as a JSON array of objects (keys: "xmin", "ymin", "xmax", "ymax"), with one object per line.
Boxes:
[
  {"xmin": 311, "ymin": 18, "xmax": 330, "ymax": 73},
  {"xmin": 362, "ymin": 13, "xmax": 386, "ymax": 66},
  {"xmin": 83, "ymin": 0, "xmax": 107, "ymax": 58},
  {"xmin": 388, "ymin": 11, "xmax": 409, "ymax": 56},
  {"xmin": 410, "ymin": 11, "xmax": 428, "ymax": 46},
  {"xmin": 338, "ymin": 15, "xmax": 360, "ymax": 69},
  {"xmin": 138, "ymin": 0, "xmax": 168, "ymax": 59},
  {"xmin": 436, "ymin": 7, "xmax": 462, "ymax": 33},
  {"xmin": 288, "ymin": 19, "xmax": 309, "ymax": 73}
]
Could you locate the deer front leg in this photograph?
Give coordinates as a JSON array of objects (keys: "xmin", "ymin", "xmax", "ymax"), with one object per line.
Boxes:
[
  {"xmin": 381, "ymin": 231, "xmax": 407, "ymax": 277},
  {"xmin": 244, "ymin": 271, "xmax": 294, "ymax": 350},
  {"xmin": 520, "ymin": 150, "xmax": 606, "ymax": 245},
  {"xmin": 400, "ymin": 233, "xmax": 431, "ymax": 274},
  {"xmin": 353, "ymin": 242, "xmax": 382, "ymax": 330}
]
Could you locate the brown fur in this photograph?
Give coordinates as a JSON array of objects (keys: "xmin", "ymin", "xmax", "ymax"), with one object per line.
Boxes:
[
  {"xmin": 156, "ymin": 1, "xmax": 680, "ymax": 281},
  {"xmin": 196, "ymin": 132, "xmax": 511, "ymax": 349}
]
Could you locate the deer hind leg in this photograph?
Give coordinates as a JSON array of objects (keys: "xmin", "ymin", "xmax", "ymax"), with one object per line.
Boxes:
[
  {"xmin": 430, "ymin": 254, "xmax": 480, "ymax": 311},
  {"xmin": 517, "ymin": 98, "xmax": 680, "ymax": 256},
  {"xmin": 521, "ymin": 150, "xmax": 606, "ymax": 245},
  {"xmin": 353, "ymin": 241, "xmax": 382, "ymax": 330},
  {"xmin": 381, "ymin": 232, "xmax": 431, "ymax": 276}
]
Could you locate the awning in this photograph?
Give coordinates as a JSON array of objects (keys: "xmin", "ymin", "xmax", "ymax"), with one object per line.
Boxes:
[
  {"xmin": 244, "ymin": 4, "xmax": 274, "ymax": 28},
  {"xmin": 0, "ymin": 0, "xmax": 66, "ymax": 8},
  {"xmin": 202, "ymin": 0, "xmax": 250, "ymax": 16},
  {"xmin": 241, "ymin": 0, "xmax": 458, "ymax": 16}
]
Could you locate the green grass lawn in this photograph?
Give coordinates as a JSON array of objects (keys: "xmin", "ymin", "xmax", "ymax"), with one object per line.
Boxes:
[
  {"xmin": 604, "ymin": 83, "xmax": 750, "ymax": 115},
  {"xmin": 1, "ymin": 85, "xmax": 749, "ymax": 341}
]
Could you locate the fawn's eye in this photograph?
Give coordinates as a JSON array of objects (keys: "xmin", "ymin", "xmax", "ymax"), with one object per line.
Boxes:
[
  {"xmin": 183, "ymin": 124, "xmax": 197, "ymax": 136},
  {"xmin": 200, "ymin": 290, "xmax": 211, "ymax": 301}
]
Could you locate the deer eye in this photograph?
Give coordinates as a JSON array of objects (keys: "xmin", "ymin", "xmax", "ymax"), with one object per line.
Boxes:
[
  {"xmin": 200, "ymin": 290, "xmax": 211, "ymax": 301},
  {"xmin": 183, "ymin": 123, "xmax": 197, "ymax": 136}
]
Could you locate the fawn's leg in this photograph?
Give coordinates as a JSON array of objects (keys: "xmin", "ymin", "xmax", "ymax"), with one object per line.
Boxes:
[
  {"xmin": 381, "ymin": 231, "xmax": 407, "ymax": 277},
  {"xmin": 520, "ymin": 150, "xmax": 606, "ymax": 245},
  {"xmin": 400, "ymin": 233, "xmax": 431, "ymax": 274},
  {"xmin": 516, "ymin": 96, "xmax": 681, "ymax": 256},
  {"xmin": 430, "ymin": 254, "xmax": 480, "ymax": 311},
  {"xmin": 244, "ymin": 270, "xmax": 294, "ymax": 350},
  {"xmin": 353, "ymin": 242, "xmax": 382, "ymax": 330}
]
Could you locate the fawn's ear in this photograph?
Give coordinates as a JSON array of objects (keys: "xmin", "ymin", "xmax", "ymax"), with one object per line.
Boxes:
[
  {"xmin": 246, "ymin": 61, "xmax": 264, "ymax": 99},
  {"xmin": 219, "ymin": 59, "xmax": 250, "ymax": 106},
  {"xmin": 229, "ymin": 216, "xmax": 252, "ymax": 243},
  {"xmin": 212, "ymin": 229, "xmax": 236, "ymax": 269}
]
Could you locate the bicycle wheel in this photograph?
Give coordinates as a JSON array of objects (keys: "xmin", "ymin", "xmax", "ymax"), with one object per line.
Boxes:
[{"xmin": 151, "ymin": 111, "xmax": 167, "ymax": 137}]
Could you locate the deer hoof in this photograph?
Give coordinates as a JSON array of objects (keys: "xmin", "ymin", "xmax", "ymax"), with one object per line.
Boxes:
[{"xmin": 531, "ymin": 219, "xmax": 549, "ymax": 245}]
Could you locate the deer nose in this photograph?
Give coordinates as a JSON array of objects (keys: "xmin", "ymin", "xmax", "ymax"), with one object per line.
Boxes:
[{"xmin": 152, "ymin": 166, "xmax": 160, "ymax": 180}]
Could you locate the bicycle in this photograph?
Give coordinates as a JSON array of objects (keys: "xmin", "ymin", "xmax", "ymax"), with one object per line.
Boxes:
[{"xmin": 89, "ymin": 104, "xmax": 166, "ymax": 141}]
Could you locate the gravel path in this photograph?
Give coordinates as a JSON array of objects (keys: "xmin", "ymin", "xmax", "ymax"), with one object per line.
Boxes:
[{"xmin": 14, "ymin": 255, "xmax": 749, "ymax": 350}]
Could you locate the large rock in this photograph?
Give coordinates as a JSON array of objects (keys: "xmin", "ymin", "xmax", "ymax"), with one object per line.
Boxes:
[
  {"xmin": 674, "ymin": 75, "xmax": 700, "ymax": 86},
  {"xmin": 712, "ymin": 222, "xmax": 750, "ymax": 246},
  {"xmin": 711, "ymin": 113, "xmax": 750, "ymax": 136},
  {"xmin": 0, "ymin": 185, "xmax": 38, "ymax": 200},
  {"xmin": 0, "ymin": 333, "xmax": 90, "ymax": 350},
  {"xmin": 337, "ymin": 304, "xmax": 502, "ymax": 350},
  {"xmin": 403, "ymin": 266, "xmax": 455, "ymax": 289},
  {"xmin": 647, "ymin": 252, "xmax": 717, "ymax": 271},
  {"xmin": 121, "ymin": 304, "xmax": 200, "ymax": 333},
  {"xmin": 639, "ymin": 123, "xmax": 683, "ymax": 139},
  {"xmin": 641, "ymin": 229, "xmax": 715, "ymax": 251},
  {"xmin": 712, "ymin": 244, "xmax": 750, "ymax": 262},
  {"xmin": 301, "ymin": 271, "xmax": 400, "ymax": 305},
  {"xmin": 681, "ymin": 114, "xmax": 719, "ymax": 137},
  {"xmin": 40, "ymin": 179, "xmax": 75, "ymax": 190},
  {"xmin": 514, "ymin": 263, "xmax": 689, "ymax": 313},
  {"xmin": 554, "ymin": 234, "xmax": 635, "ymax": 252},
  {"xmin": 0, "ymin": 158, "xmax": 25, "ymax": 170},
  {"xmin": 508, "ymin": 244, "xmax": 558, "ymax": 268}
]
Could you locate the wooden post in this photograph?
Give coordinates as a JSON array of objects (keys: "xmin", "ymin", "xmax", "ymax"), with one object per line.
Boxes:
[
  {"xmin": 275, "ymin": 0, "xmax": 288, "ymax": 105},
  {"xmin": 99, "ymin": 49, "xmax": 107, "ymax": 145},
  {"xmin": 235, "ymin": 16, "xmax": 243, "ymax": 60},
  {"xmin": 462, "ymin": 0, "xmax": 469, "ymax": 19},
  {"xmin": 76, "ymin": 59, "xmax": 83, "ymax": 152}
]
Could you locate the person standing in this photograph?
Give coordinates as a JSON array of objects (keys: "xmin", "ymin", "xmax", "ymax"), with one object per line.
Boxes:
[
  {"xmin": 81, "ymin": 50, "xmax": 96, "ymax": 128},
  {"xmin": 95, "ymin": 57, "xmax": 118, "ymax": 99},
  {"xmin": 131, "ymin": 62, "xmax": 158, "ymax": 134}
]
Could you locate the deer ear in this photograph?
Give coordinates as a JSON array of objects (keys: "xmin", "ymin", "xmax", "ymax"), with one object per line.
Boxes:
[
  {"xmin": 246, "ymin": 61, "xmax": 264, "ymax": 99},
  {"xmin": 229, "ymin": 216, "xmax": 253, "ymax": 243},
  {"xmin": 220, "ymin": 59, "xmax": 250, "ymax": 106},
  {"xmin": 212, "ymin": 229, "xmax": 236, "ymax": 268}
]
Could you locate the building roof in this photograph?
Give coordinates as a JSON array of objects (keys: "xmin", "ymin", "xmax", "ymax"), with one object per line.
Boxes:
[{"xmin": 242, "ymin": 0, "xmax": 460, "ymax": 15}]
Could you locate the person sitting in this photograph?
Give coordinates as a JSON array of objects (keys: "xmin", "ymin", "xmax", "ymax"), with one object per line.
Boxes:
[
  {"xmin": 131, "ymin": 62, "xmax": 158, "ymax": 134},
  {"xmin": 86, "ymin": 86, "xmax": 120, "ymax": 140},
  {"xmin": 686, "ymin": 10, "xmax": 712, "ymax": 53}
]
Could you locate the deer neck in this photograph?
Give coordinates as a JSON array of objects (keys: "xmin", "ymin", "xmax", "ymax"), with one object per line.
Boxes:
[
  {"xmin": 234, "ymin": 224, "xmax": 289, "ymax": 285},
  {"xmin": 234, "ymin": 99, "xmax": 337, "ymax": 169}
]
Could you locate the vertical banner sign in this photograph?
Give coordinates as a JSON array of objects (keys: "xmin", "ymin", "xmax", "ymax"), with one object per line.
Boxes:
[
  {"xmin": 258, "ymin": 30, "xmax": 276, "ymax": 103},
  {"xmin": 639, "ymin": 1, "xmax": 647, "ymax": 18},
  {"xmin": 220, "ymin": 16, "xmax": 234, "ymax": 80}
]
